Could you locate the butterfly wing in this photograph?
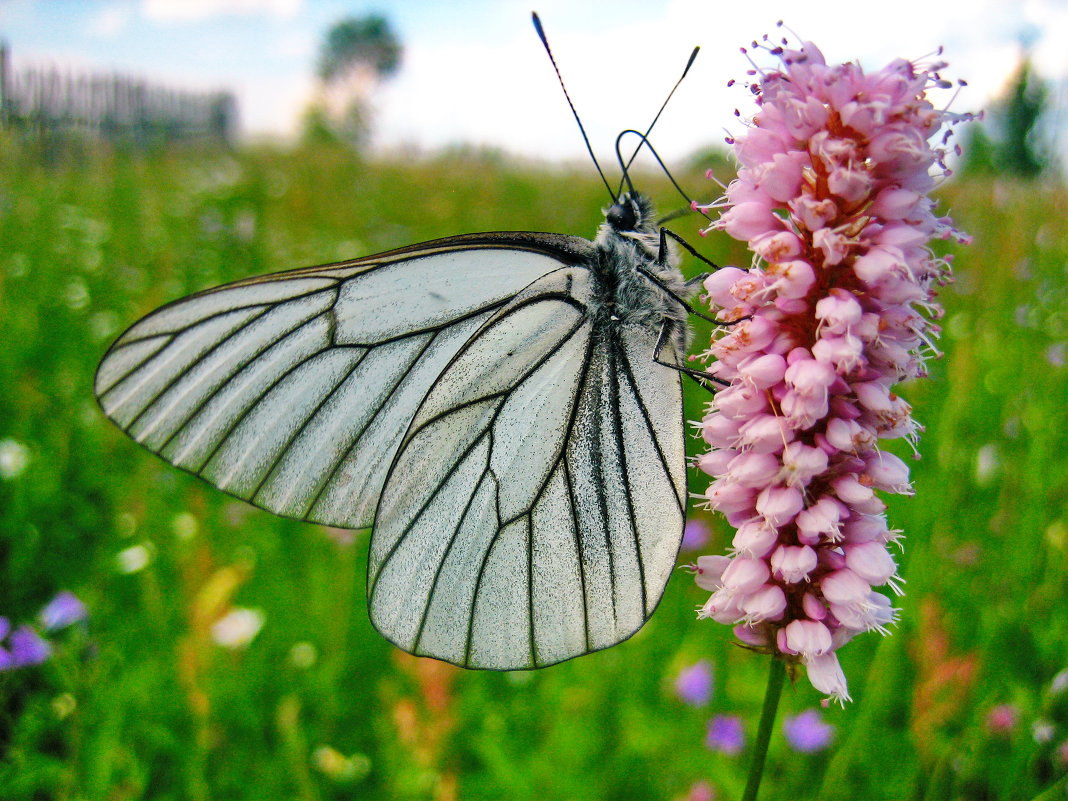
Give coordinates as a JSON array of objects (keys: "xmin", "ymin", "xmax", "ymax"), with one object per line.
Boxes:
[
  {"xmin": 368, "ymin": 264, "xmax": 687, "ymax": 669},
  {"xmin": 94, "ymin": 233, "xmax": 591, "ymax": 529}
]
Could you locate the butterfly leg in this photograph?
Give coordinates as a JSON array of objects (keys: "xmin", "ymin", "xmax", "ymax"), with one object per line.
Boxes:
[
  {"xmin": 639, "ymin": 261, "xmax": 719, "ymax": 326},
  {"xmin": 653, "ymin": 320, "xmax": 725, "ymax": 394},
  {"xmin": 658, "ymin": 227, "xmax": 720, "ymax": 272}
]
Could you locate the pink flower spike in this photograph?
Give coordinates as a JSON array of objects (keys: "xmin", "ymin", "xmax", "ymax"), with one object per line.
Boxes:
[
  {"xmin": 825, "ymin": 418, "xmax": 875, "ymax": 453},
  {"xmin": 827, "ymin": 165, "xmax": 872, "ymax": 204},
  {"xmin": 700, "ymin": 589, "xmax": 742, "ymax": 624},
  {"xmin": 690, "ymin": 31, "xmax": 972, "ymax": 702},
  {"xmin": 831, "ymin": 475, "xmax": 884, "ymax": 514},
  {"xmin": 812, "ymin": 228, "xmax": 852, "ymax": 266},
  {"xmin": 790, "ymin": 195, "xmax": 838, "ymax": 231},
  {"xmin": 842, "ymin": 514, "xmax": 895, "ymax": 545}
]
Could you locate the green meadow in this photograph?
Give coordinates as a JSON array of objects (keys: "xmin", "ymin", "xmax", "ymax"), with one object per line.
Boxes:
[{"xmin": 1, "ymin": 137, "xmax": 1065, "ymax": 800}]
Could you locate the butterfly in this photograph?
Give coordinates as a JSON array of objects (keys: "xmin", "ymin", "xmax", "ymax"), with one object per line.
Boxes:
[
  {"xmin": 95, "ymin": 17, "xmax": 712, "ymax": 671},
  {"xmin": 94, "ymin": 190, "xmax": 705, "ymax": 670}
]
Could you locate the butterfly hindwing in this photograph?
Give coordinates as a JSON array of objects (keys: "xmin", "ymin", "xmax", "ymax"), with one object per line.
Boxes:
[
  {"xmin": 367, "ymin": 264, "xmax": 687, "ymax": 669},
  {"xmin": 94, "ymin": 234, "xmax": 591, "ymax": 529}
]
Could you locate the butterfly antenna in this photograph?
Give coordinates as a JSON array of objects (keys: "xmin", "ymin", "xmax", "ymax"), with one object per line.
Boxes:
[
  {"xmin": 615, "ymin": 46, "xmax": 699, "ymax": 199},
  {"xmin": 532, "ymin": 12, "xmax": 615, "ymax": 202},
  {"xmin": 615, "ymin": 129, "xmax": 712, "ymax": 224}
]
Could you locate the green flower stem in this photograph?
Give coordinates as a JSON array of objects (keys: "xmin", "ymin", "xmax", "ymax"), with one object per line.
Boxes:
[{"xmin": 742, "ymin": 656, "xmax": 786, "ymax": 801}]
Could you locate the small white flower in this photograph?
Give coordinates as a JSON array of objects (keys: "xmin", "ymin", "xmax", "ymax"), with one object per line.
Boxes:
[
  {"xmin": 289, "ymin": 641, "xmax": 318, "ymax": 668},
  {"xmin": 1050, "ymin": 669, "xmax": 1068, "ymax": 696},
  {"xmin": 171, "ymin": 512, "xmax": 199, "ymax": 541},
  {"xmin": 116, "ymin": 543, "xmax": 152, "ymax": 574},
  {"xmin": 0, "ymin": 439, "xmax": 31, "ymax": 480},
  {"xmin": 1032, "ymin": 720, "xmax": 1056, "ymax": 744},
  {"xmin": 211, "ymin": 607, "xmax": 264, "ymax": 649},
  {"xmin": 975, "ymin": 443, "xmax": 999, "ymax": 486}
]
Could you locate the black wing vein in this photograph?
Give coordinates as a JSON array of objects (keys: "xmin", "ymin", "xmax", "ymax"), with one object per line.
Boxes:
[
  {"xmin": 370, "ymin": 310, "xmax": 588, "ymax": 594},
  {"xmin": 250, "ymin": 349, "xmax": 371, "ymax": 503},
  {"xmin": 608, "ymin": 340, "xmax": 648, "ymax": 617},
  {"xmin": 617, "ymin": 339, "xmax": 686, "ymax": 513},
  {"xmin": 302, "ymin": 330, "xmax": 440, "ymax": 521}
]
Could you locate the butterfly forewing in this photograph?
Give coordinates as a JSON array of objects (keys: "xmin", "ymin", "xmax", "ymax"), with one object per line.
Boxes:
[
  {"xmin": 367, "ymin": 264, "xmax": 687, "ymax": 670},
  {"xmin": 94, "ymin": 235, "xmax": 590, "ymax": 529}
]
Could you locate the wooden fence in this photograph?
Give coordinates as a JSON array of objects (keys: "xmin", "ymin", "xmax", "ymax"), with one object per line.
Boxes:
[{"xmin": 0, "ymin": 43, "xmax": 237, "ymax": 145}]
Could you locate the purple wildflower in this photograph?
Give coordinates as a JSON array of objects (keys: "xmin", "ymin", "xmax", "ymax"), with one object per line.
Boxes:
[
  {"xmin": 675, "ymin": 660, "xmax": 714, "ymax": 706},
  {"xmin": 682, "ymin": 519, "xmax": 712, "ymax": 550},
  {"xmin": 783, "ymin": 709, "xmax": 835, "ymax": 752},
  {"xmin": 7, "ymin": 625, "xmax": 51, "ymax": 668},
  {"xmin": 986, "ymin": 703, "xmax": 1019, "ymax": 735},
  {"xmin": 40, "ymin": 591, "xmax": 88, "ymax": 631},
  {"xmin": 705, "ymin": 715, "xmax": 745, "ymax": 755},
  {"xmin": 685, "ymin": 781, "xmax": 716, "ymax": 801},
  {"xmin": 0, "ymin": 592, "xmax": 88, "ymax": 672},
  {"xmin": 692, "ymin": 34, "xmax": 973, "ymax": 704},
  {"xmin": 0, "ymin": 617, "xmax": 11, "ymax": 670}
]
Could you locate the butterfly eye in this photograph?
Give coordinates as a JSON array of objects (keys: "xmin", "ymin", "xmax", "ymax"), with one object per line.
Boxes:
[{"xmin": 606, "ymin": 201, "xmax": 638, "ymax": 231}]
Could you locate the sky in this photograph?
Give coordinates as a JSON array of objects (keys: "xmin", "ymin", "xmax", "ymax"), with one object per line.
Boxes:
[{"xmin": 1, "ymin": 0, "xmax": 1065, "ymax": 165}]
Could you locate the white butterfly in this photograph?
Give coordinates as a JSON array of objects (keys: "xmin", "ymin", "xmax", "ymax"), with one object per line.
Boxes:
[{"xmin": 94, "ymin": 189, "xmax": 702, "ymax": 670}]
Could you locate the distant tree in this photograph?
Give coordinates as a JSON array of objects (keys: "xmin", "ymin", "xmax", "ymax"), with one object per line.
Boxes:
[
  {"xmin": 303, "ymin": 14, "xmax": 402, "ymax": 149},
  {"xmin": 963, "ymin": 55, "xmax": 1051, "ymax": 178},
  {"xmin": 999, "ymin": 59, "xmax": 1048, "ymax": 177},
  {"xmin": 317, "ymin": 15, "xmax": 401, "ymax": 84}
]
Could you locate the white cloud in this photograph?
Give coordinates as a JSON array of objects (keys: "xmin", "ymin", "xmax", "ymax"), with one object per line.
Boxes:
[
  {"xmin": 86, "ymin": 4, "xmax": 133, "ymax": 38},
  {"xmin": 237, "ymin": 72, "xmax": 317, "ymax": 138},
  {"xmin": 142, "ymin": 0, "xmax": 302, "ymax": 23},
  {"xmin": 363, "ymin": 0, "xmax": 1063, "ymax": 162},
  {"xmin": 273, "ymin": 28, "xmax": 316, "ymax": 59}
]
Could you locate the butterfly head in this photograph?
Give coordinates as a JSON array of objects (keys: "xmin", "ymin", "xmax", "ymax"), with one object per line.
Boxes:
[{"xmin": 605, "ymin": 192, "xmax": 655, "ymax": 234}]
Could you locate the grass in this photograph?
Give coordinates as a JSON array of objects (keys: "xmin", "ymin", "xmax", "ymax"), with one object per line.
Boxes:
[{"xmin": 0, "ymin": 136, "xmax": 1066, "ymax": 800}]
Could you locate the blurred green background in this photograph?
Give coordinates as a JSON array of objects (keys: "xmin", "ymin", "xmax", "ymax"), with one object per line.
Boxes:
[{"xmin": 0, "ymin": 132, "xmax": 1065, "ymax": 801}]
